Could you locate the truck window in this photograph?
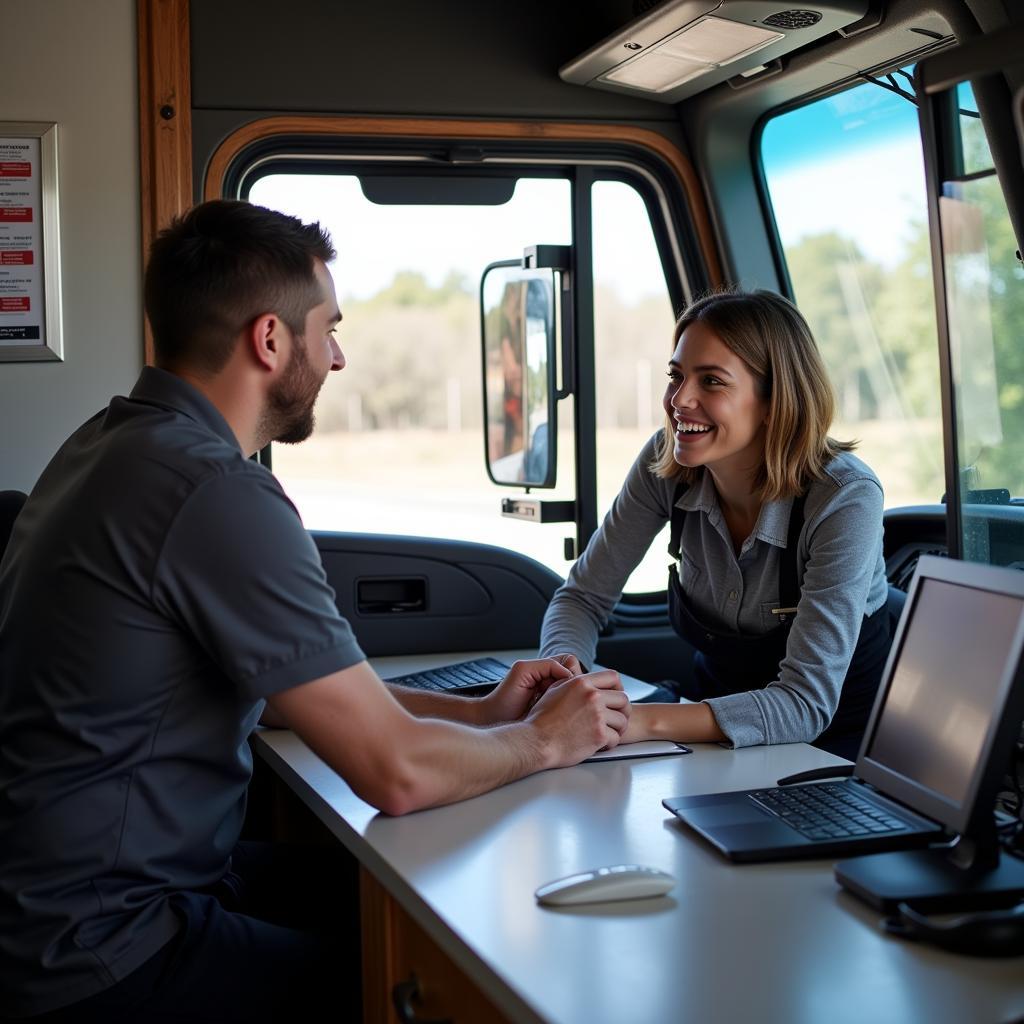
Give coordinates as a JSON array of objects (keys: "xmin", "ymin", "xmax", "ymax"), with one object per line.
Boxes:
[
  {"xmin": 938, "ymin": 83, "xmax": 1024, "ymax": 566},
  {"xmin": 592, "ymin": 179, "xmax": 676, "ymax": 592},
  {"xmin": 248, "ymin": 173, "xmax": 576, "ymax": 575},
  {"xmin": 248, "ymin": 168, "xmax": 681, "ymax": 593},
  {"xmin": 760, "ymin": 72, "xmax": 944, "ymax": 508}
]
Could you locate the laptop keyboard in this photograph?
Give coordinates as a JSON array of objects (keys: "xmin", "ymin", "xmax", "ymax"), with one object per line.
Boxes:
[
  {"xmin": 384, "ymin": 657, "xmax": 510, "ymax": 693},
  {"xmin": 748, "ymin": 782, "xmax": 908, "ymax": 841}
]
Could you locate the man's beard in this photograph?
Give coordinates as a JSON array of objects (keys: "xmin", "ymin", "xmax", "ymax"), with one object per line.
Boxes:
[{"xmin": 263, "ymin": 337, "xmax": 324, "ymax": 445}]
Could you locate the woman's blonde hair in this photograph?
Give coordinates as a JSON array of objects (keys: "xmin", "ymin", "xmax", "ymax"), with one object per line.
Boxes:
[{"xmin": 652, "ymin": 289, "xmax": 854, "ymax": 501}]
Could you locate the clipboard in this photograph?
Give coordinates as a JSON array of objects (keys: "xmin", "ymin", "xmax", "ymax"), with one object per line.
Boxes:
[{"xmin": 583, "ymin": 740, "xmax": 692, "ymax": 763}]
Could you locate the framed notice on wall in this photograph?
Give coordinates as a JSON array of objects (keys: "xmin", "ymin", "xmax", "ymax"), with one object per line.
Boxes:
[{"xmin": 0, "ymin": 122, "xmax": 63, "ymax": 362}]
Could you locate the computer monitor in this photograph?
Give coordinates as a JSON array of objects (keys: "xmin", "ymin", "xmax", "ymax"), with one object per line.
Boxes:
[{"xmin": 854, "ymin": 554, "xmax": 1024, "ymax": 867}]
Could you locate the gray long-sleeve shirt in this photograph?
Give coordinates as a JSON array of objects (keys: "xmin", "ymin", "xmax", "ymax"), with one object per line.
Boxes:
[{"xmin": 539, "ymin": 433, "xmax": 888, "ymax": 747}]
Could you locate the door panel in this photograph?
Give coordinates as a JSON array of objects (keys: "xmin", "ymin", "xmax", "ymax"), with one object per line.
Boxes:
[{"xmin": 314, "ymin": 532, "xmax": 562, "ymax": 657}]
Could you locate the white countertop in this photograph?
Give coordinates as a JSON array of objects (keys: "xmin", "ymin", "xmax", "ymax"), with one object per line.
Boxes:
[{"xmin": 253, "ymin": 650, "xmax": 1024, "ymax": 1024}]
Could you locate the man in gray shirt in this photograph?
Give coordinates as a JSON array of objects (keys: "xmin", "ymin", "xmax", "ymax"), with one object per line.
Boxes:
[{"xmin": 0, "ymin": 200, "xmax": 628, "ymax": 1022}]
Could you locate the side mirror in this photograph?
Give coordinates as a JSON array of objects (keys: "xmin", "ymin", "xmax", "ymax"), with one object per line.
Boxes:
[{"xmin": 480, "ymin": 263, "xmax": 558, "ymax": 487}]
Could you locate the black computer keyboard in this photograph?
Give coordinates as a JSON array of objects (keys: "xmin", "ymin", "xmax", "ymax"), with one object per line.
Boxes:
[
  {"xmin": 384, "ymin": 657, "xmax": 510, "ymax": 695},
  {"xmin": 749, "ymin": 782, "xmax": 908, "ymax": 841}
]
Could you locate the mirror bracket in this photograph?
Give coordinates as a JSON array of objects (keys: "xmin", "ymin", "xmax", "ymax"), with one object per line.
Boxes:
[
  {"xmin": 553, "ymin": 268, "xmax": 573, "ymax": 403},
  {"xmin": 522, "ymin": 245, "xmax": 574, "ymax": 402},
  {"xmin": 501, "ymin": 497, "xmax": 575, "ymax": 523},
  {"xmin": 522, "ymin": 244, "xmax": 571, "ymax": 270}
]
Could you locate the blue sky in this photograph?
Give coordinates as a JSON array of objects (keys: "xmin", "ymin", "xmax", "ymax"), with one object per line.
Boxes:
[
  {"xmin": 761, "ymin": 75, "xmax": 919, "ymax": 173},
  {"xmin": 761, "ymin": 75, "xmax": 930, "ymax": 267}
]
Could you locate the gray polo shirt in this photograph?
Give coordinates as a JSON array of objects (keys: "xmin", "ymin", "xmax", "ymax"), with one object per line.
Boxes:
[
  {"xmin": 0, "ymin": 367, "xmax": 365, "ymax": 1016},
  {"xmin": 539, "ymin": 432, "xmax": 887, "ymax": 747}
]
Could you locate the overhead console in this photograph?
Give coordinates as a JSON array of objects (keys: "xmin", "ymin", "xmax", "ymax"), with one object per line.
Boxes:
[{"xmin": 560, "ymin": 0, "xmax": 872, "ymax": 102}]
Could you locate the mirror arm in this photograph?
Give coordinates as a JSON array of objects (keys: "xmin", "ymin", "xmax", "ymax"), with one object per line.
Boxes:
[
  {"xmin": 522, "ymin": 245, "xmax": 574, "ymax": 400},
  {"xmin": 555, "ymin": 271, "xmax": 574, "ymax": 401}
]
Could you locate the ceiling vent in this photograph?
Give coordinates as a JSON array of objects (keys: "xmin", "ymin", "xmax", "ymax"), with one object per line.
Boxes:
[
  {"xmin": 560, "ymin": 0, "xmax": 869, "ymax": 103},
  {"xmin": 763, "ymin": 9, "xmax": 824, "ymax": 29}
]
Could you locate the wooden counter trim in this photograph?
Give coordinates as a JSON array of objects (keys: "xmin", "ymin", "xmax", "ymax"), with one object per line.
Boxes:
[
  {"xmin": 360, "ymin": 867, "xmax": 513, "ymax": 1024},
  {"xmin": 203, "ymin": 115, "xmax": 723, "ymax": 287},
  {"xmin": 137, "ymin": 0, "xmax": 193, "ymax": 364}
]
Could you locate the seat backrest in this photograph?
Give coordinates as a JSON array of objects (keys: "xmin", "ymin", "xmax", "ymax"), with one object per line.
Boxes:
[{"xmin": 0, "ymin": 490, "xmax": 28, "ymax": 561}]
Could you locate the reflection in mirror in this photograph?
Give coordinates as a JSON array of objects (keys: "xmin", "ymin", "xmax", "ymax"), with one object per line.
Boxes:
[{"xmin": 481, "ymin": 265, "xmax": 557, "ymax": 487}]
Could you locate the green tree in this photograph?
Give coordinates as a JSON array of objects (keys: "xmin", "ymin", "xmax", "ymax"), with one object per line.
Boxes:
[
  {"xmin": 869, "ymin": 219, "xmax": 939, "ymax": 414},
  {"xmin": 955, "ymin": 172, "xmax": 1024, "ymax": 495},
  {"xmin": 785, "ymin": 232, "xmax": 886, "ymax": 419},
  {"xmin": 785, "ymin": 229, "xmax": 945, "ymax": 500},
  {"xmin": 314, "ymin": 271, "xmax": 480, "ymax": 433}
]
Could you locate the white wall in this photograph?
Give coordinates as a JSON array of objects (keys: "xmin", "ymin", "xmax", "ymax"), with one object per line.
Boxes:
[{"xmin": 0, "ymin": 0, "xmax": 141, "ymax": 492}]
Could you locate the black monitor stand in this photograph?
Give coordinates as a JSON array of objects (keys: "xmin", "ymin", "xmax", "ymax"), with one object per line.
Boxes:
[{"xmin": 835, "ymin": 817, "xmax": 1024, "ymax": 912}]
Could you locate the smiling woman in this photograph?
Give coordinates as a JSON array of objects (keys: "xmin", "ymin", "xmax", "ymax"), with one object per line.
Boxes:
[
  {"xmin": 664, "ymin": 321, "xmax": 770, "ymax": 510},
  {"xmin": 653, "ymin": 291, "xmax": 855, "ymax": 512},
  {"xmin": 539, "ymin": 289, "xmax": 891, "ymax": 760}
]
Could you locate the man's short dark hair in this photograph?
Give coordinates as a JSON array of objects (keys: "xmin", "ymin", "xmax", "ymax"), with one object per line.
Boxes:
[{"xmin": 144, "ymin": 200, "xmax": 336, "ymax": 372}]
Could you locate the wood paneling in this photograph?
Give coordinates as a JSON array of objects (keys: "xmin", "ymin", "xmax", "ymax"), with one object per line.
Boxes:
[
  {"xmin": 137, "ymin": 0, "xmax": 192, "ymax": 364},
  {"xmin": 360, "ymin": 868, "xmax": 513, "ymax": 1024}
]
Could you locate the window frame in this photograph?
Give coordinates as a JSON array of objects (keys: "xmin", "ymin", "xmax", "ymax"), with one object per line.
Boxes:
[
  {"xmin": 753, "ymin": 31, "xmax": 1024, "ymax": 564},
  {"xmin": 917, "ymin": 37, "xmax": 1024, "ymax": 562}
]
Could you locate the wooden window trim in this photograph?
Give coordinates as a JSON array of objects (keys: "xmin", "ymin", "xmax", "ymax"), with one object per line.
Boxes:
[
  {"xmin": 202, "ymin": 115, "xmax": 723, "ymax": 288},
  {"xmin": 138, "ymin": 0, "xmax": 193, "ymax": 365}
]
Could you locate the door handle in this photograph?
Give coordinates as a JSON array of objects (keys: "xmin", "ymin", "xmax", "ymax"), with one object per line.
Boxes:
[{"xmin": 357, "ymin": 576, "xmax": 427, "ymax": 614}]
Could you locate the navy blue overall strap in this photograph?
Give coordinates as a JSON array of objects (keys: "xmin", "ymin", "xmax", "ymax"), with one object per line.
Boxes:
[
  {"xmin": 778, "ymin": 491, "xmax": 807, "ymax": 611},
  {"xmin": 668, "ymin": 480, "xmax": 807, "ymax": 610}
]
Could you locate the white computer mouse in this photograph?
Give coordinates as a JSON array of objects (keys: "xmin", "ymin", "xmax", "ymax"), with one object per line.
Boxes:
[{"xmin": 534, "ymin": 864, "xmax": 675, "ymax": 906}]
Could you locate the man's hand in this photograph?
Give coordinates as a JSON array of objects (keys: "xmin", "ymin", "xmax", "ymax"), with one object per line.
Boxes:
[
  {"xmin": 525, "ymin": 670, "xmax": 630, "ymax": 768},
  {"xmin": 549, "ymin": 652, "xmax": 584, "ymax": 676},
  {"xmin": 476, "ymin": 658, "xmax": 576, "ymax": 725}
]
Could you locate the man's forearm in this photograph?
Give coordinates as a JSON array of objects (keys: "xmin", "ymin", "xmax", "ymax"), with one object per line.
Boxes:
[
  {"xmin": 382, "ymin": 673, "xmax": 626, "ymax": 812},
  {"xmin": 379, "ymin": 717, "xmax": 552, "ymax": 813},
  {"xmin": 271, "ymin": 663, "xmax": 626, "ymax": 815},
  {"xmin": 386, "ymin": 684, "xmax": 488, "ymax": 725}
]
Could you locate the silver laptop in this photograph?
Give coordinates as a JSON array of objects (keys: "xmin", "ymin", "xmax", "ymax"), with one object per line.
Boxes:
[{"xmin": 663, "ymin": 556, "xmax": 1024, "ymax": 862}]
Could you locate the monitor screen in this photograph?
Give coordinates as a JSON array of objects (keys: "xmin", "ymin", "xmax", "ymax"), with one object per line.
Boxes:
[{"xmin": 865, "ymin": 576, "xmax": 1024, "ymax": 808}]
